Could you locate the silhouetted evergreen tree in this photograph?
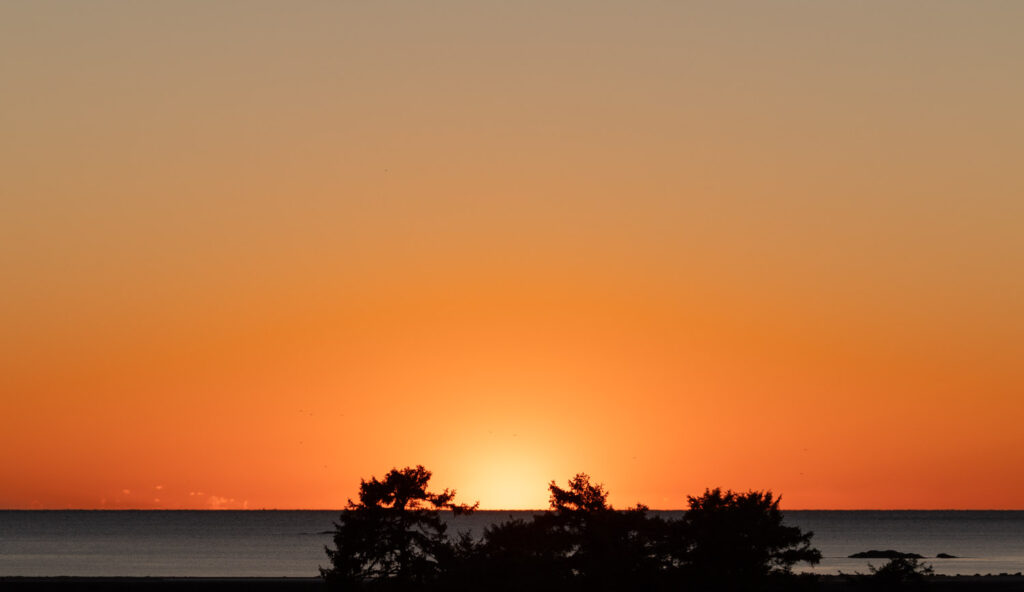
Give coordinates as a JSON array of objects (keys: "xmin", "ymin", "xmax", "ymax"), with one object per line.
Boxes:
[
  {"xmin": 451, "ymin": 473, "xmax": 668, "ymax": 592},
  {"xmin": 672, "ymin": 488, "xmax": 821, "ymax": 591},
  {"xmin": 547, "ymin": 474, "xmax": 668, "ymax": 590},
  {"xmin": 322, "ymin": 467, "xmax": 822, "ymax": 592},
  {"xmin": 450, "ymin": 514, "xmax": 571, "ymax": 592},
  {"xmin": 465, "ymin": 474, "xmax": 668, "ymax": 591},
  {"xmin": 320, "ymin": 465, "xmax": 476, "ymax": 591}
]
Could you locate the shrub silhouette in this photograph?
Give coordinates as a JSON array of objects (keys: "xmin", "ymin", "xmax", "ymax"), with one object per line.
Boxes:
[
  {"xmin": 847, "ymin": 556, "xmax": 934, "ymax": 591},
  {"xmin": 320, "ymin": 465, "xmax": 476, "ymax": 591},
  {"xmin": 674, "ymin": 488, "xmax": 822, "ymax": 591}
]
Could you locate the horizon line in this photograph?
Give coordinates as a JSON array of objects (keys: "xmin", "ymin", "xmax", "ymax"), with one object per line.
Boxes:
[{"xmin": 4, "ymin": 507, "xmax": 1024, "ymax": 512}]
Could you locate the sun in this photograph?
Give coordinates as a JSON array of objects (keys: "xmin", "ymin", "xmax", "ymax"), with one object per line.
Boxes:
[{"xmin": 458, "ymin": 445, "xmax": 554, "ymax": 510}]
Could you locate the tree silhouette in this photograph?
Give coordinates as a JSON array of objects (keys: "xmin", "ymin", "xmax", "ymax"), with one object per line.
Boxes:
[
  {"xmin": 321, "ymin": 465, "xmax": 477, "ymax": 591},
  {"xmin": 454, "ymin": 473, "xmax": 666, "ymax": 591},
  {"xmin": 547, "ymin": 474, "xmax": 667, "ymax": 590},
  {"xmin": 674, "ymin": 488, "xmax": 821, "ymax": 591},
  {"xmin": 322, "ymin": 468, "xmax": 822, "ymax": 592},
  {"xmin": 453, "ymin": 515, "xmax": 571, "ymax": 591},
  {"xmin": 548, "ymin": 473, "xmax": 612, "ymax": 512}
]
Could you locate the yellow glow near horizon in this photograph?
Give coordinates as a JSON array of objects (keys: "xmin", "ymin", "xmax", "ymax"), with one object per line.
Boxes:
[{"xmin": 456, "ymin": 444, "xmax": 556, "ymax": 511}]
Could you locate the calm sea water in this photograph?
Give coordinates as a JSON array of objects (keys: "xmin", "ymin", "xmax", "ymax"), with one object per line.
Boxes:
[{"xmin": 1, "ymin": 510, "xmax": 1022, "ymax": 577}]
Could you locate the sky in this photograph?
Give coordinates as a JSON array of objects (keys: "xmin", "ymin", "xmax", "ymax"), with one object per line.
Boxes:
[{"xmin": 2, "ymin": 1, "xmax": 1023, "ymax": 510}]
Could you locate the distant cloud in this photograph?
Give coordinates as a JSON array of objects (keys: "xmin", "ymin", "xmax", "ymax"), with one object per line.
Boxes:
[{"xmin": 207, "ymin": 495, "xmax": 235, "ymax": 509}]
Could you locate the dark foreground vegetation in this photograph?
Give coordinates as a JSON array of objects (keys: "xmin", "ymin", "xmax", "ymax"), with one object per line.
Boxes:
[
  {"xmin": 9, "ymin": 466, "xmax": 1010, "ymax": 592},
  {"xmin": 321, "ymin": 466, "xmax": 1011, "ymax": 591},
  {"xmin": 321, "ymin": 465, "xmax": 823, "ymax": 591}
]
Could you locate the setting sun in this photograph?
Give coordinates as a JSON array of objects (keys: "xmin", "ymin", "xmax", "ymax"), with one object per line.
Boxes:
[{"xmin": 455, "ymin": 443, "xmax": 556, "ymax": 511}]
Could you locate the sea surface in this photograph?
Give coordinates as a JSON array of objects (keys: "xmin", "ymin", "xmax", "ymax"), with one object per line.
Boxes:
[{"xmin": 1, "ymin": 510, "xmax": 1022, "ymax": 577}]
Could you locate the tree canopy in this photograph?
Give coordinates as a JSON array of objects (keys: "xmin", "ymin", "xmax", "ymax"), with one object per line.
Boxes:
[
  {"xmin": 321, "ymin": 465, "xmax": 476, "ymax": 590},
  {"xmin": 323, "ymin": 467, "xmax": 820, "ymax": 592},
  {"xmin": 677, "ymin": 488, "xmax": 822, "ymax": 590}
]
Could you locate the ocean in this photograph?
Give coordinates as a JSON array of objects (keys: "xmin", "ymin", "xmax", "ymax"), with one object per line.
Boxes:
[{"xmin": 1, "ymin": 510, "xmax": 1022, "ymax": 577}]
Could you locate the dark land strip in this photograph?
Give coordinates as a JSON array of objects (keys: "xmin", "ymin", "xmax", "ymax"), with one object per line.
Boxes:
[{"xmin": 5, "ymin": 576, "xmax": 1024, "ymax": 592}]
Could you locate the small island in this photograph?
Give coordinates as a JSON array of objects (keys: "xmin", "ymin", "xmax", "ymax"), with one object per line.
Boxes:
[{"xmin": 849, "ymin": 550, "xmax": 924, "ymax": 559}]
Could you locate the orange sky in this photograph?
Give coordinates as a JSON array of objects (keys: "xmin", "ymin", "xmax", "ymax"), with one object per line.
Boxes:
[{"xmin": 2, "ymin": 1, "xmax": 1023, "ymax": 510}]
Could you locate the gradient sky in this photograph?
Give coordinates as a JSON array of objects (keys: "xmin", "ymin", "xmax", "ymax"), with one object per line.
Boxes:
[{"xmin": 2, "ymin": 1, "xmax": 1023, "ymax": 510}]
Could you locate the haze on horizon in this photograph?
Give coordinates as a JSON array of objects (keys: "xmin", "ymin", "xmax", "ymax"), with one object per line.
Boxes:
[{"xmin": 2, "ymin": 1, "xmax": 1022, "ymax": 511}]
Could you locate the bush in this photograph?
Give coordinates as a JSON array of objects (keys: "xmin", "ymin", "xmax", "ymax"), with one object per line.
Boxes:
[
  {"xmin": 849, "ymin": 556, "xmax": 934, "ymax": 591},
  {"xmin": 675, "ymin": 488, "xmax": 822, "ymax": 590}
]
